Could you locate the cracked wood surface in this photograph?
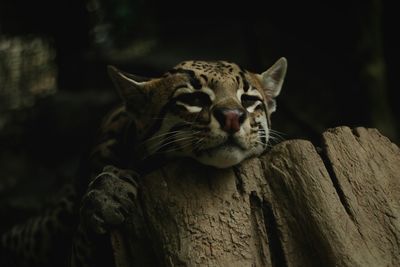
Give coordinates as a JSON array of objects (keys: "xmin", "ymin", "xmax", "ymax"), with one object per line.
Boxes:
[{"xmin": 114, "ymin": 126, "xmax": 400, "ymax": 267}]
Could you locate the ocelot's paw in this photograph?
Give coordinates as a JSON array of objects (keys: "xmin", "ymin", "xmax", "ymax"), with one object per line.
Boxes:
[{"xmin": 80, "ymin": 165, "xmax": 139, "ymax": 234}]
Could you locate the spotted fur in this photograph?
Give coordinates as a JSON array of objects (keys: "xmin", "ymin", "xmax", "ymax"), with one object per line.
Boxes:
[
  {"xmin": 103, "ymin": 58, "xmax": 287, "ymax": 169},
  {"xmin": 0, "ymin": 58, "xmax": 287, "ymax": 267}
]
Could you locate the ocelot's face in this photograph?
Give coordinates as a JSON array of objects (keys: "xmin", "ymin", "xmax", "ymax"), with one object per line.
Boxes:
[{"xmin": 109, "ymin": 59, "xmax": 287, "ymax": 168}]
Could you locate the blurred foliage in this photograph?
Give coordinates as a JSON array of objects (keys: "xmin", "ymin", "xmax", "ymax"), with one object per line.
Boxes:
[
  {"xmin": 88, "ymin": 0, "xmax": 156, "ymax": 43},
  {"xmin": 0, "ymin": 36, "xmax": 57, "ymax": 113}
]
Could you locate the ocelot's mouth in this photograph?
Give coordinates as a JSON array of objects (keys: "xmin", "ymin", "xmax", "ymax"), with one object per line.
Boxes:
[
  {"xmin": 193, "ymin": 135, "xmax": 250, "ymax": 168},
  {"xmin": 210, "ymin": 136, "xmax": 246, "ymax": 152}
]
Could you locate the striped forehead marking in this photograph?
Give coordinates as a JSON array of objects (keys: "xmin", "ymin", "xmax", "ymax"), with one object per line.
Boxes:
[{"xmin": 173, "ymin": 83, "xmax": 216, "ymax": 101}]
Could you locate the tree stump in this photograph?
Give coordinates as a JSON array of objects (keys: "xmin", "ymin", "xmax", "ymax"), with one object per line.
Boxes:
[{"xmin": 112, "ymin": 126, "xmax": 400, "ymax": 267}]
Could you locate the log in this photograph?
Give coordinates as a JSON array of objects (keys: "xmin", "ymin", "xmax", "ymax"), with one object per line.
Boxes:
[{"xmin": 112, "ymin": 126, "xmax": 400, "ymax": 267}]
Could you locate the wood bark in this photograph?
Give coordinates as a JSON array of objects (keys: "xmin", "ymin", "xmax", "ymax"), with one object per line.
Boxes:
[{"xmin": 113, "ymin": 126, "xmax": 400, "ymax": 267}]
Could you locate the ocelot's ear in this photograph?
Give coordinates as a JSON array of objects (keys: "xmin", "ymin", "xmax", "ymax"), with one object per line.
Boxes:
[
  {"xmin": 259, "ymin": 57, "xmax": 287, "ymax": 113},
  {"xmin": 107, "ymin": 65, "xmax": 151, "ymax": 113}
]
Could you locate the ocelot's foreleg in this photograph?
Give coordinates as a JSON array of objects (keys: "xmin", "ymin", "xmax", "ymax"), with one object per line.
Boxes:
[{"xmin": 70, "ymin": 166, "xmax": 140, "ymax": 267}]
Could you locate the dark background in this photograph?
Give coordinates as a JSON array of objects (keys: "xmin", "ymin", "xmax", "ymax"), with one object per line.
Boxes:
[{"xmin": 0, "ymin": 0, "xmax": 399, "ymax": 230}]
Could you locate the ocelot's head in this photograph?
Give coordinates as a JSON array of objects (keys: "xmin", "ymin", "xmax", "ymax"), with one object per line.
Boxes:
[{"xmin": 108, "ymin": 58, "xmax": 287, "ymax": 168}]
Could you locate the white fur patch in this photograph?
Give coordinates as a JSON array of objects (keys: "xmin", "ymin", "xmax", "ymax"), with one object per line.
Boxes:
[
  {"xmin": 195, "ymin": 145, "xmax": 248, "ymax": 168},
  {"xmin": 173, "ymin": 84, "xmax": 216, "ymax": 100},
  {"xmin": 119, "ymin": 73, "xmax": 147, "ymax": 86},
  {"xmin": 246, "ymin": 87, "xmax": 263, "ymax": 98},
  {"xmin": 176, "ymin": 101, "xmax": 202, "ymax": 113},
  {"xmin": 246, "ymin": 100, "xmax": 262, "ymax": 113},
  {"xmin": 173, "ymin": 86, "xmax": 195, "ymax": 97},
  {"xmin": 173, "ymin": 84, "xmax": 215, "ymax": 113},
  {"xmin": 201, "ymin": 86, "xmax": 216, "ymax": 101},
  {"xmin": 236, "ymin": 88, "xmax": 244, "ymax": 101}
]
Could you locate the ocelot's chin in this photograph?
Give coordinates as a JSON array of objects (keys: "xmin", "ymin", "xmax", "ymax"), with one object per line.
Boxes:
[{"xmin": 194, "ymin": 145, "xmax": 250, "ymax": 168}]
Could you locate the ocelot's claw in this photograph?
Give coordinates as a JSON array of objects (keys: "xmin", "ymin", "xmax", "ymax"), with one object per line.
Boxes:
[{"xmin": 80, "ymin": 166, "xmax": 139, "ymax": 234}]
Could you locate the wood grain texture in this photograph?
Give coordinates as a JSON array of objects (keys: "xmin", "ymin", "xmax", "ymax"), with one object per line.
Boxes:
[{"xmin": 113, "ymin": 126, "xmax": 400, "ymax": 267}]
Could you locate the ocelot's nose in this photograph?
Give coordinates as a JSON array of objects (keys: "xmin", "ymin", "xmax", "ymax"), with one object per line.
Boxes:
[{"xmin": 213, "ymin": 108, "xmax": 246, "ymax": 133}]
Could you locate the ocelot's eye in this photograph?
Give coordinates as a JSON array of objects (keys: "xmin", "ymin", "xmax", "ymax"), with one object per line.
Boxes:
[
  {"xmin": 175, "ymin": 92, "xmax": 212, "ymax": 107},
  {"xmin": 241, "ymin": 94, "xmax": 262, "ymax": 109}
]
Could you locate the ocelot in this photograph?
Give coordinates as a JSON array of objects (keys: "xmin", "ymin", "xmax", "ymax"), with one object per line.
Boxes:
[{"xmin": 0, "ymin": 58, "xmax": 287, "ymax": 267}]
